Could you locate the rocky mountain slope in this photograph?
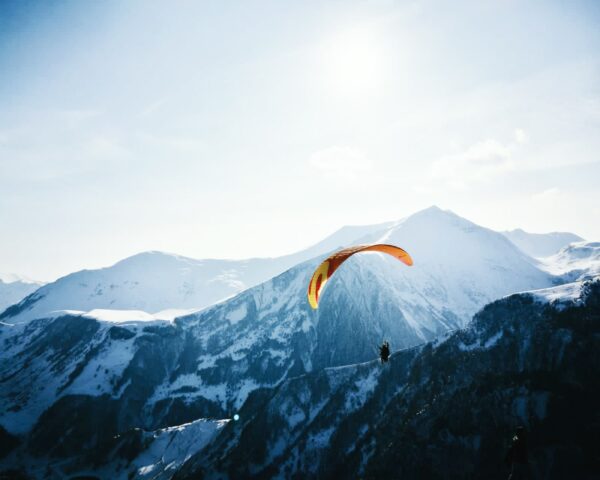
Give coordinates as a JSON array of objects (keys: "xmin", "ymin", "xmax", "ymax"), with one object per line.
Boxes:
[
  {"xmin": 0, "ymin": 208, "xmax": 578, "ymax": 479},
  {"xmin": 177, "ymin": 278, "xmax": 600, "ymax": 480}
]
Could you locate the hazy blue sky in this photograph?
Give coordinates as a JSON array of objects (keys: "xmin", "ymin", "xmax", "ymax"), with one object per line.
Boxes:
[{"xmin": 1, "ymin": 0, "xmax": 599, "ymax": 280}]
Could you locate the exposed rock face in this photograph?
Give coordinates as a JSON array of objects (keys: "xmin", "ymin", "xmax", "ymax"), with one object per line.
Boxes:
[
  {"xmin": 0, "ymin": 425, "xmax": 19, "ymax": 460},
  {"xmin": 177, "ymin": 280, "xmax": 600, "ymax": 480}
]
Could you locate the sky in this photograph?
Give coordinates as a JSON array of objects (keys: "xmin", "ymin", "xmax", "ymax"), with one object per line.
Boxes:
[{"xmin": 1, "ymin": 0, "xmax": 599, "ymax": 281}]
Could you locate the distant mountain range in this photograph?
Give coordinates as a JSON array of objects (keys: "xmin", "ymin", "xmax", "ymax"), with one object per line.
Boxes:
[
  {"xmin": 538, "ymin": 241, "xmax": 600, "ymax": 282},
  {"xmin": 0, "ymin": 206, "xmax": 597, "ymax": 479},
  {"xmin": 0, "ymin": 274, "xmax": 44, "ymax": 314},
  {"xmin": 0, "ymin": 221, "xmax": 396, "ymax": 323},
  {"xmin": 501, "ymin": 228, "xmax": 583, "ymax": 258},
  {"xmin": 0, "ymin": 207, "xmax": 582, "ymax": 324}
]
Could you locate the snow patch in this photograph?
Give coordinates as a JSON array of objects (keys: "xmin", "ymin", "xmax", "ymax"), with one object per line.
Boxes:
[
  {"xmin": 285, "ymin": 406, "xmax": 307, "ymax": 430},
  {"xmin": 133, "ymin": 418, "xmax": 228, "ymax": 479},
  {"xmin": 65, "ymin": 333, "xmax": 138, "ymax": 396},
  {"xmin": 344, "ymin": 368, "xmax": 381, "ymax": 412},
  {"xmin": 307, "ymin": 427, "xmax": 335, "ymax": 450},
  {"xmin": 529, "ymin": 282, "xmax": 583, "ymax": 306},
  {"xmin": 458, "ymin": 330, "xmax": 503, "ymax": 351},
  {"xmin": 153, "ymin": 308, "xmax": 200, "ymax": 320},
  {"xmin": 537, "ymin": 241, "xmax": 600, "ymax": 279},
  {"xmin": 84, "ymin": 309, "xmax": 158, "ymax": 322},
  {"xmin": 226, "ymin": 304, "xmax": 247, "ymax": 324}
]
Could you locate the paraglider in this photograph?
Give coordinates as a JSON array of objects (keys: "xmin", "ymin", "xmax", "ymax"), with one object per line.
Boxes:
[
  {"xmin": 307, "ymin": 243, "xmax": 413, "ymax": 309},
  {"xmin": 379, "ymin": 340, "xmax": 391, "ymax": 363}
]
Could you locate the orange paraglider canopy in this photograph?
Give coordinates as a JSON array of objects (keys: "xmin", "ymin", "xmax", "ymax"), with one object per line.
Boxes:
[{"xmin": 307, "ymin": 244, "xmax": 413, "ymax": 309}]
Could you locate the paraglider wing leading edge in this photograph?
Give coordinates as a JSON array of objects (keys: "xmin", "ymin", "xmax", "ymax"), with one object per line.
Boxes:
[{"xmin": 307, "ymin": 244, "xmax": 413, "ymax": 309}]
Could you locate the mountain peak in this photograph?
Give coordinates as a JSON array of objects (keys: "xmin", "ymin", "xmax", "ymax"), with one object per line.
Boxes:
[
  {"xmin": 409, "ymin": 205, "xmax": 446, "ymax": 217},
  {"xmin": 398, "ymin": 206, "xmax": 473, "ymax": 230},
  {"xmin": 404, "ymin": 205, "xmax": 462, "ymax": 222},
  {"xmin": 111, "ymin": 250, "xmax": 203, "ymax": 269},
  {"xmin": 421, "ymin": 205, "xmax": 444, "ymax": 213},
  {"xmin": 0, "ymin": 273, "xmax": 43, "ymax": 285}
]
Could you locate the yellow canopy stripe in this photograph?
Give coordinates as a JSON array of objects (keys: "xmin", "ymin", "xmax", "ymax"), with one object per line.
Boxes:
[{"xmin": 307, "ymin": 244, "xmax": 413, "ymax": 309}]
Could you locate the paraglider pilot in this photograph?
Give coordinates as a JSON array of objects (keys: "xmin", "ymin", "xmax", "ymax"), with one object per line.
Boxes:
[{"xmin": 379, "ymin": 341, "xmax": 390, "ymax": 363}]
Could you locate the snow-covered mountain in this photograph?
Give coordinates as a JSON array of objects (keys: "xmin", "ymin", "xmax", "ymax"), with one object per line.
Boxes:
[
  {"xmin": 177, "ymin": 278, "xmax": 600, "ymax": 479},
  {"xmin": 0, "ymin": 223, "xmax": 394, "ymax": 324},
  {"xmin": 334, "ymin": 206, "xmax": 553, "ymax": 323},
  {"xmin": 0, "ymin": 274, "xmax": 44, "ymax": 313},
  {"xmin": 0, "ymin": 207, "xmax": 564, "ymax": 479},
  {"xmin": 502, "ymin": 228, "xmax": 583, "ymax": 258},
  {"xmin": 3, "ymin": 275, "xmax": 597, "ymax": 479},
  {"xmin": 1, "ymin": 208, "xmax": 565, "ymax": 326},
  {"xmin": 538, "ymin": 241, "xmax": 600, "ymax": 282}
]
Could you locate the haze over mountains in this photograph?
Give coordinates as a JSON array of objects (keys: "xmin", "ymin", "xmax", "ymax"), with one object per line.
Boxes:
[{"xmin": 0, "ymin": 206, "xmax": 597, "ymax": 479}]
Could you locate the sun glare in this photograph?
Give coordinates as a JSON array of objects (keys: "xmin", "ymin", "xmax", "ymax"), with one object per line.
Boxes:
[{"xmin": 321, "ymin": 26, "xmax": 384, "ymax": 96}]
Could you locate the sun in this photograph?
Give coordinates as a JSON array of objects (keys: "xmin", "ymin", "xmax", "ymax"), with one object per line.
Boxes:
[{"xmin": 320, "ymin": 26, "xmax": 385, "ymax": 96}]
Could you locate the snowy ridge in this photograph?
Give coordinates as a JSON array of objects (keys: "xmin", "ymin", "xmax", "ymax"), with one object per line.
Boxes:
[
  {"xmin": 10, "ymin": 418, "xmax": 229, "ymax": 480},
  {"xmin": 502, "ymin": 228, "xmax": 583, "ymax": 258},
  {"xmin": 115, "ymin": 418, "xmax": 229, "ymax": 480},
  {"xmin": 0, "ymin": 223, "xmax": 395, "ymax": 324},
  {"xmin": 320, "ymin": 207, "xmax": 553, "ymax": 325},
  {"xmin": 0, "ymin": 273, "xmax": 43, "ymax": 285},
  {"xmin": 538, "ymin": 241, "xmax": 600, "ymax": 281},
  {"xmin": 0, "ymin": 252, "xmax": 264, "ymax": 323},
  {"xmin": 531, "ymin": 282, "xmax": 583, "ymax": 302},
  {"xmin": 0, "ymin": 207, "xmax": 567, "ymax": 325},
  {"xmin": 80, "ymin": 308, "xmax": 196, "ymax": 323},
  {"xmin": 527, "ymin": 278, "xmax": 590, "ymax": 307},
  {"xmin": 0, "ymin": 274, "xmax": 44, "ymax": 313}
]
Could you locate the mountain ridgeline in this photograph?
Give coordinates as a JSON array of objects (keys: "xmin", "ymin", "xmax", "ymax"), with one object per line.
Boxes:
[
  {"xmin": 0, "ymin": 207, "xmax": 558, "ymax": 325},
  {"xmin": 0, "ymin": 275, "xmax": 43, "ymax": 315},
  {"xmin": 0, "ymin": 207, "xmax": 596, "ymax": 479},
  {"xmin": 176, "ymin": 279, "xmax": 600, "ymax": 479},
  {"xmin": 501, "ymin": 229, "xmax": 584, "ymax": 259}
]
